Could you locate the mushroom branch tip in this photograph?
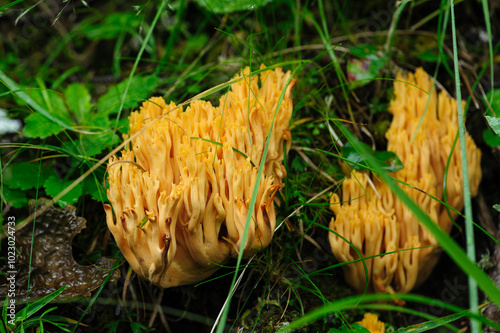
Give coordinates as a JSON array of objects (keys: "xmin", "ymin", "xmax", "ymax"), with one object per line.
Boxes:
[
  {"xmin": 329, "ymin": 67, "xmax": 482, "ymax": 294},
  {"xmin": 105, "ymin": 65, "xmax": 295, "ymax": 288}
]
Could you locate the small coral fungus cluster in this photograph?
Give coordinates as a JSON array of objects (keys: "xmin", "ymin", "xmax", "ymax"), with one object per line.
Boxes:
[
  {"xmin": 329, "ymin": 68, "xmax": 482, "ymax": 293},
  {"xmin": 357, "ymin": 313, "xmax": 385, "ymax": 333},
  {"xmin": 105, "ymin": 66, "xmax": 294, "ymax": 288}
]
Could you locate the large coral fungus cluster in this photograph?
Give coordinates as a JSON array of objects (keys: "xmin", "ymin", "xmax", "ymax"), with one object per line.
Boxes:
[
  {"xmin": 329, "ymin": 68, "xmax": 482, "ymax": 293},
  {"xmin": 104, "ymin": 66, "xmax": 295, "ymax": 288}
]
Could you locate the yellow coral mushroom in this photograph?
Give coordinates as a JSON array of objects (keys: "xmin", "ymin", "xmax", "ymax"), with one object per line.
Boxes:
[
  {"xmin": 329, "ymin": 68, "xmax": 482, "ymax": 293},
  {"xmin": 105, "ymin": 66, "xmax": 295, "ymax": 288},
  {"xmin": 356, "ymin": 313, "xmax": 385, "ymax": 333},
  {"xmin": 330, "ymin": 173, "xmax": 399, "ymax": 292}
]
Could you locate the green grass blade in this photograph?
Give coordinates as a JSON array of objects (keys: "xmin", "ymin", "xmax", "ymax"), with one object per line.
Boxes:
[
  {"xmin": 113, "ymin": 0, "xmax": 167, "ymax": 130},
  {"xmin": 481, "ymin": 0, "xmax": 494, "ymax": 107},
  {"xmin": 383, "ymin": 0, "xmax": 409, "ymax": 61},
  {"xmin": 71, "ymin": 259, "xmax": 121, "ymax": 333},
  {"xmin": 313, "ymin": 1, "xmax": 356, "ymax": 130},
  {"xmin": 1, "ymin": 296, "xmax": 8, "ymax": 332},
  {"xmin": 0, "ymin": 0, "xmax": 25, "ymax": 11},
  {"xmin": 449, "ymin": 1, "xmax": 480, "ymax": 331},
  {"xmin": 15, "ymin": 286, "xmax": 66, "ymax": 324},
  {"xmin": 24, "ymin": 150, "xmax": 45, "ymax": 307},
  {"xmin": 276, "ymin": 293, "xmax": 500, "ymax": 332},
  {"xmin": 393, "ymin": 309, "xmax": 468, "ymax": 333}
]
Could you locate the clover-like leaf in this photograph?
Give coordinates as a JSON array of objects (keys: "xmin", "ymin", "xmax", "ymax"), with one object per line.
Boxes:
[
  {"xmin": 483, "ymin": 128, "xmax": 500, "ymax": 148},
  {"xmin": 486, "ymin": 115, "xmax": 500, "ymax": 137},
  {"xmin": 62, "ymin": 132, "xmax": 120, "ymax": 158},
  {"xmin": 44, "ymin": 175, "xmax": 84, "ymax": 207},
  {"xmin": 97, "ymin": 75, "xmax": 159, "ymax": 115},
  {"xmin": 21, "ymin": 88, "xmax": 75, "ymax": 138},
  {"xmin": 23, "ymin": 112, "xmax": 65, "ymax": 138},
  {"xmin": 484, "ymin": 88, "xmax": 500, "ymax": 117},
  {"xmin": 494, "ymin": 204, "xmax": 500, "ymax": 213},
  {"xmin": 1, "ymin": 186, "xmax": 28, "ymax": 208},
  {"xmin": 65, "ymin": 83, "xmax": 92, "ymax": 124},
  {"xmin": 3, "ymin": 162, "xmax": 47, "ymax": 190}
]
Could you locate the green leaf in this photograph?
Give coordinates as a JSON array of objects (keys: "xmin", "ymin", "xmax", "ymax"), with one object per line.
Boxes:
[
  {"xmin": 116, "ymin": 117, "xmax": 130, "ymax": 134},
  {"xmin": 485, "ymin": 115, "xmax": 500, "ymax": 136},
  {"xmin": 484, "ymin": 88, "xmax": 500, "ymax": 116},
  {"xmin": 185, "ymin": 34, "xmax": 210, "ymax": 53},
  {"xmin": 25, "ymin": 88, "xmax": 73, "ymax": 124},
  {"xmin": 44, "ymin": 175, "xmax": 84, "ymax": 207},
  {"xmin": 23, "ymin": 112, "xmax": 65, "ymax": 138},
  {"xmin": 193, "ymin": 0, "xmax": 271, "ymax": 13},
  {"xmin": 81, "ymin": 132, "xmax": 120, "ymax": 156},
  {"xmin": 347, "ymin": 45, "xmax": 386, "ymax": 89},
  {"xmin": 129, "ymin": 322, "xmax": 148, "ymax": 332},
  {"xmin": 414, "ymin": 49, "xmax": 440, "ymax": 62},
  {"xmin": 82, "ymin": 13, "xmax": 141, "ymax": 40},
  {"xmin": 84, "ymin": 108, "xmax": 112, "ymax": 128},
  {"xmin": 97, "ymin": 75, "xmax": 159, "ymax": 115},
  {"xmin": 65, "ymin": 83, "xmax": 92, "ymax": 124},
  {"xmin": 349, "ymin": 44, "xmax": 379, "ymax": 58},
  {"xmin": 21, "ymin": 88, "xmax": 75, "ymax": 139},
  {"xmin": 63, "ymin": 132, "xmax": 120, "ymax": 157},
  {"xmin": 104, "ymin": 321, "xmax": 120, "ymax": 333},
  {"xmin": 341, "ymin": 141, "xmax": 403, "ymax": 173},
  {"xmin": 483, "ymin": 128, "xmax": 500, "ymax": 148},
  {"xmin": 1, "ymin": 186, "xmax": 28, "ymax": 208},
  {"xmin": 494, "ymin": 204, "xmax": 500, "ymax": 212},
  {"xmin": 3, "ymin": 162, "xmax": 44, "ymax": 190}
]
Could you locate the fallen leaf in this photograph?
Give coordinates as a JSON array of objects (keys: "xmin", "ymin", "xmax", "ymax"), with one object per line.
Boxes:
[{"xmin": 0, "ymin": 199, "xmax": 120, "ymax": 300}]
